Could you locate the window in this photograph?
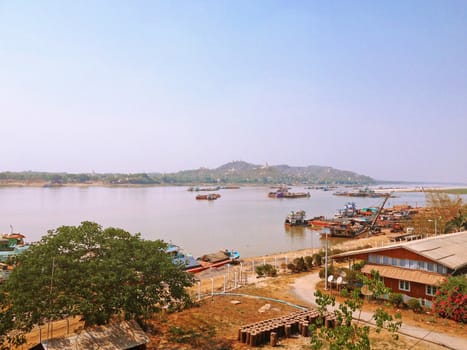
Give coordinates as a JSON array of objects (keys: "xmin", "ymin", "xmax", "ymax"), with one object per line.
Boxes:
[
  {"xmin": 369, "ymin": 254, "xmax": 376, "ymax": 264},
  {"xmin": 437, "ymin": 265, "xmax": 446, "ymax": 274},
  {"xmin": 383, "ymin": 256, "xmax": 389, "ymax": 264},
  {"xmin": 399, "ymin": 280, "xmax": 410, "ymax": 291},
  {"xmin": 399, "ymin": 259, "xmax": 406, "ymax": 267},
  {"xmin": 427, "ymin": 262, "xmax": 434, "ymax": 272},
  {"xmin": 426, "ymin": 285, "xmax": 437, "ymax": 296}
]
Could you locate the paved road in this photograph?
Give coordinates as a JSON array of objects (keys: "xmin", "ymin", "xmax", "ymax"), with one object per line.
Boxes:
[{"xmin": 292, "ymin": 273, "xmax": 467, "ymax": 350}]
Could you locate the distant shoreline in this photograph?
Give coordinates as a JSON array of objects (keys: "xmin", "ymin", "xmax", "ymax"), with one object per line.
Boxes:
[{"xmin": 1, "ymin": 181, "xmax": 466, "ymax": 194}]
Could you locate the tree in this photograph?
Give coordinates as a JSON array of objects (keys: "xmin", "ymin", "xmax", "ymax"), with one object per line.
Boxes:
[
  {"xmin": 0, "ymin": 222, "xmax": 194, "ymax": 348},
  {"xmin": 359, "ymin": 270, "xmax": 390, "ymax": 300},
  {"xmin": 411, "ymin": 192, "xmax": 464, "ymax": 235},
  {"xmin": 310, "ymin": 289, "xmax": 401, "ymax": 350}
]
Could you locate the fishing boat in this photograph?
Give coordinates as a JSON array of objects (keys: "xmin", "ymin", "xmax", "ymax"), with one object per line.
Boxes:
[
  {"xmin": 196, "ymin": 193, "xmax": 221, "ymax": 200},
  {"xmin": 284, "ymin": 210, "xmax": 310, "ymax": 226}
]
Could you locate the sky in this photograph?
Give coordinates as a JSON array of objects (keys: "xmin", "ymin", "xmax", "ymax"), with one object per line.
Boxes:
[{"xmin": 1, "ymin": 1, "xmax": 466, "ymax": 183}]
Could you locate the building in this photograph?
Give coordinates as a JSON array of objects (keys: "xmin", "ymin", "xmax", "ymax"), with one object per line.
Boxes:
[
  {"xmin": 331, "ymin": 231, "xmax": 467, "ymax": 307},
  {"xmin": 30, "ymin": 320, "xmax": 149, "ymax": 350}
]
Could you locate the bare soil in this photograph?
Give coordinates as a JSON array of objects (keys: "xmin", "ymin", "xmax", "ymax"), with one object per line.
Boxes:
[{"xmin": 147, "ymin": 271, "xmax": 461, "ymax": 349}]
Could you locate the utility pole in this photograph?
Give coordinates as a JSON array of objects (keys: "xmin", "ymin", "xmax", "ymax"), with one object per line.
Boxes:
[{"xmin": 325, "ymin": 231, "xmax": 328, "ymax": 290}]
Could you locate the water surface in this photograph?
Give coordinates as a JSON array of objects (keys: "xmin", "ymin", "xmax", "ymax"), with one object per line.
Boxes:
[{"xmin": 0, "ymin": 185, "xmax": 456, "ymax": 258}]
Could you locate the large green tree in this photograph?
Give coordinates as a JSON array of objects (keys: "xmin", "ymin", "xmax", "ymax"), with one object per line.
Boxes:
[{"xmin": 0, "ymin": 221, "xmax": 193, "ymax": 348}]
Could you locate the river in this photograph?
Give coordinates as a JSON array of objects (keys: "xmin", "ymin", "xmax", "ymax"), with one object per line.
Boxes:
[{"xmin": 0, "ymin": 185, "xmax": 463, "ymax": 258}]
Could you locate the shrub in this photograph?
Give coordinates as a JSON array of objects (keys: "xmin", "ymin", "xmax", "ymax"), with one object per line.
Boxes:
[
  {"xmin": 313, "ymin": 252, "xmax": 323, "ymax": 266},
  {"xmin": 293, "ymin": 257, "xmax": 307, "ymax": 272},
  {"xmin": 407, "ymin": 298, "xmax": 422, "ymax": 313},
  {"xmin": 389, "ymin": 293, "xmax": 404, "ymax": 308},
  {"xmin": 340, "ymin": 288, "xmax": 350, "ymax": 298},
  {"xmin": 319, "ymin": 265, "xmax": 336, "ymax": 279},
  {"xmin": 255, "ymin": 264, "xmax": 277, "ymax": 277},
  {"xmin": 304, "ymin": 255, "xmax": 314, "ymax": 269},
  {"xmin": 352, "ymin": 260, "xmax": 366, "ymax": 271},
  {"xmin": 432, "ymin": 276, "xmax": 467, "ymax": 323}
]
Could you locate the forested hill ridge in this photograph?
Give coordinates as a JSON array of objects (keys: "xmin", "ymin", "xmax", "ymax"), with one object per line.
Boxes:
[{"xmin": 0, "ymin": 161, "xmax": 374, "ymax": 186}]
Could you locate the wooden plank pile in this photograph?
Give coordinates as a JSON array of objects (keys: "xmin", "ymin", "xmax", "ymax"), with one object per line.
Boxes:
[{"xmin": 238, "ymin": 309, "xmax": 336, "ymax": 347}]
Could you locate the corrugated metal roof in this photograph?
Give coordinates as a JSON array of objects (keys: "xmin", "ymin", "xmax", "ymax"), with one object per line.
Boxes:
[
  {"xmin": 38, "ymin": 320, "xmax": 149, "ymax": 350},
  {"xmin": 332, "ymin": 231, "xmax": 467, "ymax": 271},
  {"xmin": 361, "ymin": 264, "xmax": 445, "ymax": 286}
]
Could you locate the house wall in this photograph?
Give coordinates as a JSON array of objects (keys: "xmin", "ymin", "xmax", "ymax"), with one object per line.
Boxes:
[{"xmin": 370, "ymin": 277, "xmax": 435, "ymax": 307}]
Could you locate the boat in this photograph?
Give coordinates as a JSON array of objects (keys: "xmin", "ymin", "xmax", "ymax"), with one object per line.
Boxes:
[
  {"xmin": 284, "ymin": 210, "xmax": 310, "ymax": 226},
  {"xmin": 268, "ymin": 186, "xmax": 310, "ymax": 199},
  {"xmin": 329, "ymin": 194, "xmax": 391, "ymax": 238},
  {"xmin": 166, "ymin": 244, "xmax": 206, "ymax": 273},
  {"xmin": 334, "ymin": 202, "xmax": 358, "ymax": 218},
  {"xmin": 328, "ymin": 218, "xmax": 370, "ymax": 238},
  {"xmin": 196, "ymin": 193, "xmax": 221, "ymax": 200},
  {"xmin": 197, "ymin": 249, "xmax": 240, "ymax": 269},
  {"xmin": 0, "ymin": 232, "xmax": 30, "ymax": 262},
  {"xmin": 333, "ymin": 187, "xmax": 393, "ymax": 198},
  {"xmin": 188, "ymin": 186, "xmax": 221, "ymax": 192},
  {"xmin": 167, "ymin": 245, "xmax": 240, "ymax": 273},
  {"xmin": 308, "ymin": 216, "xmax": 334, "ymax": 228}
]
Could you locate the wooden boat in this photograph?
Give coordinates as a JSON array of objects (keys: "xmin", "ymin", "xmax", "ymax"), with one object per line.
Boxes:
[{"xmin": 196, "ymin": 193, "xmax": 221, "ymax": 200}]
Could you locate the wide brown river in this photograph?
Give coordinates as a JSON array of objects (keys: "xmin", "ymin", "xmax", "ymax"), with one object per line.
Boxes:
[{"xmin": 0, "ymin": 185, "xmax": 454, "ymax": 258}]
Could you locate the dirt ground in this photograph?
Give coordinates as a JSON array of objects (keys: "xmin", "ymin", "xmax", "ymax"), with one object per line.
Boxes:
[
  {"xmin": 149, "ymin": 233, "xmax": 465, "ymax": 349},
  {"xmin": 148, "ymin": 272, "xmax": 459, "ymax": 349}
]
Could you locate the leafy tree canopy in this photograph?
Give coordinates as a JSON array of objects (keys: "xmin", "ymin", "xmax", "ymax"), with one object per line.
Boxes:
[{"xmin": 0, "ymin": 222, "xmax": 193, "ymax": 347}]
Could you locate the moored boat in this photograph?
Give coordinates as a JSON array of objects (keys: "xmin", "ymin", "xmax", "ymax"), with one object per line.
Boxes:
[
  {"xmin": 197, "ymin": 249, "xmax": 241, "ymax": 269},
  {"xmin": 308, "ymin": 216, "xmax": 334, "ymax": 227},
  {"xmin": 285, "ymin": 210, "xmax": 310, "ymax": 226},
  {"xmin": 196, "ymin": 193, "xmax": 221, "ymax": 200},
  {"xmin": 0, "ymin": 233, "xmax": 30, "ymax": 262},
  {"xmin": 166, "ymin": 244, "xmax": 206, "ymax": 273},
  {"xmin": 268, "ymin": 186, "xmax": 310, "ymax": 199}
]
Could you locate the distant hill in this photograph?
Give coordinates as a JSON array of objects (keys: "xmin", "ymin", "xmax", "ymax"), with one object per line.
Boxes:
[
  {"xmin": 0, "ymin": 161, "xmax": 374, "ymax": 186},
  {"xmin": 153, "ymin": 161, "xmax": 374, "ymax": 185}
]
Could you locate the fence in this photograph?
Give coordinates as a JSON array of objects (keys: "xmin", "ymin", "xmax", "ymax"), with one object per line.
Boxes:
[{"xmin": 191, "ymin": 249, "xmax": 320, "ymax": 300}]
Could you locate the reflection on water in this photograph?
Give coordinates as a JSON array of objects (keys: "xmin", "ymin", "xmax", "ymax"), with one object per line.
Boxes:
[{"xmin": 0, "ymin": 185, "xmax": 463, "ymax": 258}]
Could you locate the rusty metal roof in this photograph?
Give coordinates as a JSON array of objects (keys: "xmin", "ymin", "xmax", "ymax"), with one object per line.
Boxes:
[
  {"xmin": 332, "ymin": 231, "xmax": 467, "ymax": 271},
  {"xmin": 361, "ymin": 264, "xmax": 445, "ymax": 286},
  {"xmin": 37, "ymin": 320, "xmax": 149, "ymax": 350}
]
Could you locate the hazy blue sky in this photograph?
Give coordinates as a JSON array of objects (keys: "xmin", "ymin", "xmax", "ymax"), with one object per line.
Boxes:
[{"xmin": 1, "ymin": 1, "xmax": 466, "ymax": 182}]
